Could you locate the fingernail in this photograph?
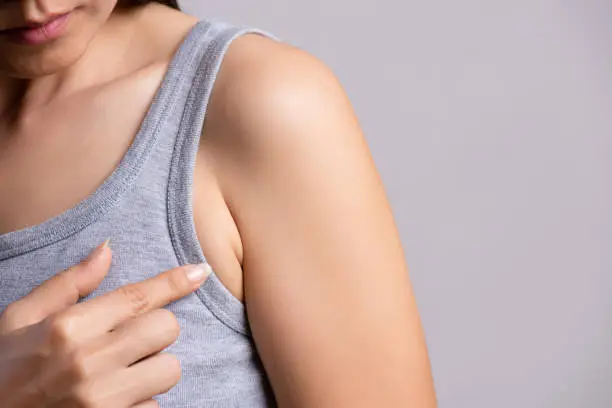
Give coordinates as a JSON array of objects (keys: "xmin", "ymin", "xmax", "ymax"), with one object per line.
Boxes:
[
  {"xmin": 185, "ymin": 263, "xmax": 212, "ymax": 283},
  {"xmin": 87, "ymin": 239, "xmax": 110, "ymax": 262}
]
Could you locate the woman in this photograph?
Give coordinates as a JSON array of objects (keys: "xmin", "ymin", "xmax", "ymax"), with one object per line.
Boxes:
[{"xmin": 0, "ymin": 0, "xmax": 437, "ymax": 407}]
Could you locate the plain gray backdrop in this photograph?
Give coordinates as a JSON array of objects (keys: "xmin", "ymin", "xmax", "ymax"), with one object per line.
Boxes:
[{"xmin": 183, "ymin": 1, "xmax": 612, "ymax": 407}]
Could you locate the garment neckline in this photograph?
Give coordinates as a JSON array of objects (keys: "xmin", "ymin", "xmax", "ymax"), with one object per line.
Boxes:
[{"xmin": 0, "ymin": 21, "xmax": 208, "ymax": 261}]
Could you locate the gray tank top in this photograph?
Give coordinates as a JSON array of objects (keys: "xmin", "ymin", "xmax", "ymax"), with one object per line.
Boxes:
[{"xmin": 0, "ymin": 20, "xmax": 278, "ymax": 407}]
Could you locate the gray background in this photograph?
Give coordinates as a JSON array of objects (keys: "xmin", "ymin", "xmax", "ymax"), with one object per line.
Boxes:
[{"xmin": 183, "ymin": 1, "xmax": 612, "ymax": 407}]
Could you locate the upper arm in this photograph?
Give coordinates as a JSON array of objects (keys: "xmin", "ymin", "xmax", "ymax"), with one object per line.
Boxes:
[{"xmin": 204, "ymin": 34, "xmax": 437, "ymax": 408}]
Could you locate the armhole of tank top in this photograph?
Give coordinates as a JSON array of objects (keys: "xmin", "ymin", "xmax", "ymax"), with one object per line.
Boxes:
[{"xmin": 167, "ymin": 22, "xmax": 281, "ymax": 337}]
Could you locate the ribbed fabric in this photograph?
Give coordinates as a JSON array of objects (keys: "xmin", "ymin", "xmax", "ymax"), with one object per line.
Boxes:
[{"xmin": 0, "ymin": 20, "xmax": 278, "ymax": 407}]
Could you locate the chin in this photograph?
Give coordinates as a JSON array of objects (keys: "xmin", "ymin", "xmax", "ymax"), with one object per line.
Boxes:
[
  {"xmin": 0, "ymin": 8, "xmax": 96, "ymax": 80},
  {"xmin": 0, "ymin": 38, "xmax": 89, "ymax": 79}
]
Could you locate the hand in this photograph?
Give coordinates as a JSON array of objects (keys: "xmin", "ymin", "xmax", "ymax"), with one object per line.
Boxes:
[{"xmin": 0, "ymin": 240, "xmax": 211, "ymax": 408}]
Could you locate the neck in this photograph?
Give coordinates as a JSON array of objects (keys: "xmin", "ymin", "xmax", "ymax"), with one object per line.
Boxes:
[{"xmin": 0, "ymin": 8, "xmax": 142, "ymax": 124}]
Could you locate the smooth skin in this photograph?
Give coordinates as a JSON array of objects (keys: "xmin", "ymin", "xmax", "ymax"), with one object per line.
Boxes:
[{"xmin": 0, "ymin": 1, "xmax": 437, "ymax": 407}]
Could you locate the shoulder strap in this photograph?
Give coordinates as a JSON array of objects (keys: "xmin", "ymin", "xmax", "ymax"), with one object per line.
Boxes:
[{"xmin": 167, "ymin": 20, "xmax": 279, "ymax": 266}]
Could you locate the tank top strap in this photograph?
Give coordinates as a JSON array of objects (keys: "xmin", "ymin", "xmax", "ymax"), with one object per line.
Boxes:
[
  {"xmin": 165, "ymin": 21, "xmax": 279, "ymax": 267},
  {"xmin": 0, "ymin": 21, "xmax": 223, "ymax": 258},
  {"xmin": 0, "ymin": 19, "xmax": 277, "ymax": 260}
]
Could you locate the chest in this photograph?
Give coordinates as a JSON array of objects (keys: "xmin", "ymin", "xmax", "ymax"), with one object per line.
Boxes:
[
  {"xmin": 0, "ymin": 210, "xmax": 273, "ymax": 407},
  {"xmin": 0, "ymin": 72, "xmax": 160, "ymax": 234},
  {"xmin": 0, "ymin": 73, "xmax": 244, "ymax": 301}
]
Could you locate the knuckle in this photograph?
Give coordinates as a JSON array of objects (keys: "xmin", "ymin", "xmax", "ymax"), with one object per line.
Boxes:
[
  {"xmin": 166, "ymin": 271, "xmax": 188, "ymax": 294},
  {"xmin": 118, "ymin": 284, "xmax": 150, "ymax": 316},
  {"xmin": 66, "ymin": 349, "xmax": 92, "ymax": 382},
  {"xmin": 45, "ymin": 314, "xmax": 77, "ymax": 349}
]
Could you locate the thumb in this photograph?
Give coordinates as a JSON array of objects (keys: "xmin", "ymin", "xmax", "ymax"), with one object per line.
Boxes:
[{"xmin": 0, "ymin": 240, "xmax": 112, "ymax": 333}]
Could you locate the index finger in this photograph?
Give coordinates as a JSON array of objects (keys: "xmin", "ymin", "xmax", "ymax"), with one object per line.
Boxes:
[{"xmin": 66, "ymin": 263, "xmax": 212, "ymax": 338}]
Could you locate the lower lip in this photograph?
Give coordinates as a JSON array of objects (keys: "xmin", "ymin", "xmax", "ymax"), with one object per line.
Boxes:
[{"xmin": 5, "ymin": 13, "xmax": 71, "ymax": 46}]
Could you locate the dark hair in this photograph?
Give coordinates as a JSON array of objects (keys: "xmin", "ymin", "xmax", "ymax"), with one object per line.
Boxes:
[{"xmin": 125, "ymin": 0, "xmax": 180, "ymax": 10}]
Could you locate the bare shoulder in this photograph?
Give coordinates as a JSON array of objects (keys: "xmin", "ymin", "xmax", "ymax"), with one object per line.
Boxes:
[
  {"xmin": 202, "ymin": 33, "xmax": 357, "ymax": 155},
  {"xmin": 195, "ymin": 30, "xmax": 356, "ymax": 268},
  {"xmin": 195, "ymin": 31, "xmax": 371, "ymax": 296},
  {"xmin": 199, "ymin": 32, "xmax": 437, "ymax": 407},
  {"xmin": 212, "ymin": 32, "xmax": 336, "ymax": 101}
]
